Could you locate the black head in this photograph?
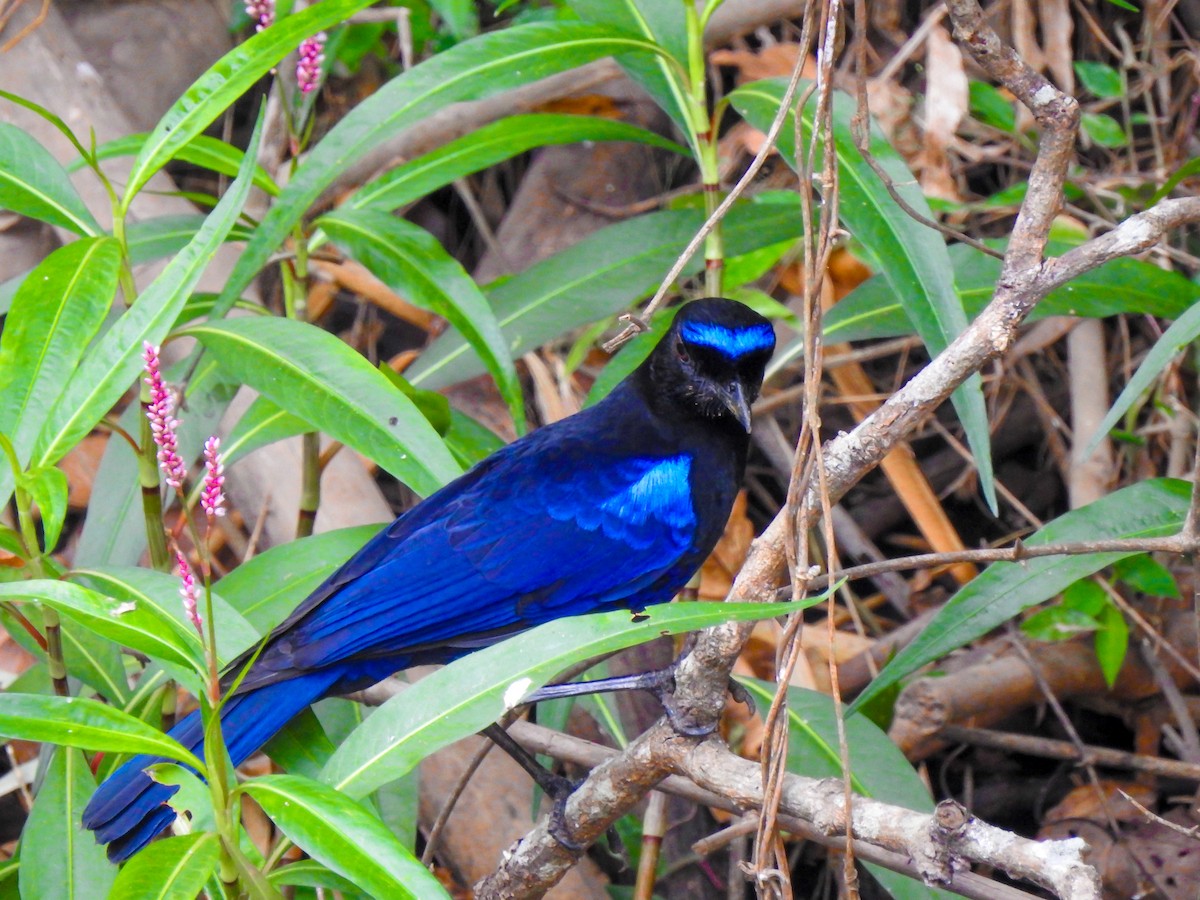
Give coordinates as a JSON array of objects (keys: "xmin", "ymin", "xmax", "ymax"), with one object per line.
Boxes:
[{"xmin": 639, "ymin": 298, "xmax": 775, "ymax": 433}]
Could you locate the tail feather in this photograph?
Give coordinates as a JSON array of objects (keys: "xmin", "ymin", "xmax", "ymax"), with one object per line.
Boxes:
[{"xmin": 83, "ymin": 671, "xmax": 339, "ymax": 862}]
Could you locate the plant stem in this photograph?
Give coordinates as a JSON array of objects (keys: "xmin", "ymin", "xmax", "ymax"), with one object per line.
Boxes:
[
  {"xmin": 137, "ymin": 408, "xmax": 171, "ymax": 572},
  {"xmin": 684, "ymin": 1, "xmax": 724, "ymax": 297}
]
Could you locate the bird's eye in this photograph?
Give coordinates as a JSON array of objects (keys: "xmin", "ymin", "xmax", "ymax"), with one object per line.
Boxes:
[{"xmin": 675, "ymin": 340, "xmax": 690, "ymax": 363}]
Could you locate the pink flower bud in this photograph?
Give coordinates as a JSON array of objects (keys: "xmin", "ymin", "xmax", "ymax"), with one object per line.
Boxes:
[
  {"xmin": 143, "ymin": 343, "xmax": 187, "ymax": 490},
  {"xmin": 201, "ymin": 436, "xmax": 226, "ymax": 518},
  {"xmin": 175, "ymin": 551, "xmax": 202, "ymax": 634},
  {"xmin": 297, "ymin": 32, "xmax": 326, "ymax": 95}
]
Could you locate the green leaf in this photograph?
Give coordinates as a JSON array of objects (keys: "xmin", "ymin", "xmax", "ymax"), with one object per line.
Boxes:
[
  {"xmin": 1021, "ymin": 605, "xmax": 1099, "ymax": 641},
  {"xmin": 214, "ymin": 22, "xmax": 669, "ymax": 322},
  {"xmin": 0, "ymin": 580, "xmax": 206, "ymax": 679},
  {"xmin": 264, "ymin": 708, "xmax": 338, "ymax": 781},
  {"xmin": 18, "ymin": 749, "xmax": 115, "ymax": 900},
  {"xmin": 568, "ymin": 0, "xmax": 694, "ymax": 137},
  {"xmin": 32, "ymin": 108, "xmax": 263, "ymax": 473},
  {"xmin": 1084, "ymin": 299, "xmax": 1200, "ymax": 458},
  {"xmin": 267, "ymin": 859, "xmax": 361, "ymax": 894},
  {"xmin": 239, "ymin": 775, "xmax": 449, "ymax": 900},
  {"xmin": 221, "ymin": 396, "xmax": 312, "ymax": 467},
  {"xmin": 1061, "ymin": 578, "xmax": 1109, "ymax": 617},
  {"xmin": 106, "ymin": 833, "xmax": 220, "ymax": 900},
  {"xmin": 345, "ymin": 113, "xmax": 686, "ymax": 212},
  {"xmin": 0, "ymin": 605, "xmax": 129, "ymax": 705},
  {"xmin": 410, "ymin": 196, "xmax": 804, "ymax": 389},
  {"xmin": 1112, "ymin": 554, "xmax": 1179, "ymax": 598},
  {"xmin": 18, "ymin": 465, "xmax": 68, "ymax": 553},
  {"xmin": 215, "ymin": 526, "xmax": 379, "ymax": 632},
  {"xmin": 808, "ymin": 243, "xmax": 1200, "ymax": 352},
  {"xmin": 429, "ymin": 0, "xmax": 478, "ymax": 38},
  {"xmin": 0, "ymin": 123, "xmax": 100, "ymax": 235},
  {"xmin": 180, "ymin": 316, "xmax": 461, "ymax": 497},
  {"xmin": 731, "ymin": 78, "xmax": 996, "ymax": 512},
  {"xmin": 0, "ymin": 694, "xmax": 201, "ymax": 768},
  {"xmin": 1074, "ymin": 61, "xmax": 1124, "ymax": 98},
  {"xmin": 77, "ymin": 133, "xmax": 279, "ymax": 196},
  {"xmin": 1149, "ymin": 156, "xmax": 1200, "ymax": 205},
  {"xmin": 967, "ymin": 81, "xmax": 1016, "ymax": 133},
  {"xmin": 0, "ymin": 238, "xmax": 120, "ymax": 509},
  {"xmin": 320, "ymin": 209, "xmax": 526, "ymax": 432},
  {"xmin": 322, "ymin": 596, "xmax": 824, "ymax": 798},
  {"xmin": 73, "ymin": 362, "xmax": 240, "ymax": 570},
  {"xmin": 121, "ymin": 0, "xmax": 373, "ymax": 207},
  {"xmin": 74, "ymin": 567, "xmax": 260, "ymax": 666},
  {"xmin": 1103, "ymin": 0, "xmax": 1138, "ymax": 10},
  {"xmin": 1095, "ymin": 602, "xmax": 1129, "ymax": 689},
  {"xmin": 59, "ymin": 620, "xmax": 131, "ymax": 706},
  {"xmin": 1081, "ymin": 112, "xmax": 1128, "ymax": 148},
  {"xmin": 850, "ymin": 479, "xmax": 1190, "ymax": 714},
  {"xmin": 378, "ymin": 367, "xmax": 452, "ymax": 436},
  {"xmin": 739, "ymin": 680, "xmax": 954, "ymax": 900}
]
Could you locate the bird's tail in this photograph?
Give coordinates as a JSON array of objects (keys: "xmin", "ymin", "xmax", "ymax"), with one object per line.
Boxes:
[{"xmin": 83, "ymin": 670, "xmax": 339, "ymax": 862}]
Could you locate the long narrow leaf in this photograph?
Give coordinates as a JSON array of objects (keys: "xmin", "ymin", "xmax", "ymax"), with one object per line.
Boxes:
[
  {"xmin": 732, "ymin": 79, "xmax": 996, "ymax": 511},
  {"xmin": 214, "ymin": 22, "xmax": 668, "ymax": 321},
  {"xmin": 216, "ymin": 525, "xmax": 379, "ymax": 632},
  {"xmin": 18, "ymin": 749, "xmax": 115, "ymax": 900},
  {"xmin": 320, "ymin": 209, "xmax": 526, "ymax": 431},
  {"xmin": 74, "ymin": 567, "xmax": 260, "ymax": 665},
  {"xmin": 0, "ymin": 580, "xmax": 206, "ymax": 679},
  {"xmin": 1083, "ymin": 301, "xmax": 1200, "ymax": 457},
  {"xmin": 322, "ymin": 597, "xmax": 823, "ymax": 798},
  {"xmin": 0, "ymin": 238, "xmax": 120, "ymax": 509},
  {"xmin": 180, "ymin": 316, "xmax": 461, "ymax": 497},
  {"xmin": 344, "ymin": 113, "xmax": 686, "ymax": 212},
  {"xmin": 850, "ymin": 478, "xmax": 1191, "ymax": 715},
  {"xmin": 570, "ymin": 0, "xmax": 695, "ymax": 139},
  {"xmin": 409, "ymin": 196, "xmax": 804, "ymax": 389},
  {"xmin": 0, "ymin": 123, "xmax": 100, "ymax": 235},
  {"xmin": 122, "ymin": 0, "xmax": 372, "ymax": 206},
  {"xmin": 107, "ymin": 833, "xmax": 220, "ymax": 900},
  {"xmin": 0, "ymin": 694, "xmax": 202, "ymax": 768},
  {"xmin": 241, "ymin": 776, "xmax": 448, "ymax": 900},
  {"xmin": 739, "ymin": 681, "xmax": 953, "ymax": 900},
  {"xmin": 32, "ymin": 109, "xmax": 263, "ymax": 470}
]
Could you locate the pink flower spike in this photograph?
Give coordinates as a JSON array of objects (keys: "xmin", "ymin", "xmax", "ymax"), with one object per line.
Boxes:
[
  {"xmin": 297, "ymin": 32, "xmax": 326, "ymax": 95},
  {"xmin": 142, "ymin": 343, "xmax": 187, "ymax": 490},
  {"xmin": 245, "ymin": 0, "xmax": 274, "ymax": 31},
  {"xmin": 201, "ymin": 436, "xmax": 226, "ymax": 518},
  {"xmin": 176, "ymin": 551, "xmax": 203, "ymax": 634}
]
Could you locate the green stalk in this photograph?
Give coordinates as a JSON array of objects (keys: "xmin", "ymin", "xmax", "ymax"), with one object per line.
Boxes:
[
  {"xmin": 287, "ymin": 224, "xmax": 321, "ymax": 539},
  {"xmin": 684, "ymin": 2, "xmax": 724, "ymax": 296},
  {"xmin": 0, "ymin": 435, "xmax": 67, "ymax": 696},
  {"xmin": 137, "ymin": 403, "xmax": 171, "ymax": 571}
]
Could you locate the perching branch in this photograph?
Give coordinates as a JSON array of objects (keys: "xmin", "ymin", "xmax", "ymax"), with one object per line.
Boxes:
[{"xmin": 476, "ymin": 0, "xmax": 1200, "ymax": 896}]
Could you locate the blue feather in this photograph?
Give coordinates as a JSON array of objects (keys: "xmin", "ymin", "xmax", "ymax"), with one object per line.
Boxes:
[
  {"xmin": 83, "ymin": 297, "xmax": 773, "ymax": 861},
  {"xmin": 680, "ymin": 319, "xmax": 775, "ymax": 360}
]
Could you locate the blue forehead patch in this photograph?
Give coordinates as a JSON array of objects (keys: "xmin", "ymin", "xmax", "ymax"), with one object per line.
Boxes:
[{"xmin": 679, "ymin": 320, "xmax": 775, "ymax": 360}]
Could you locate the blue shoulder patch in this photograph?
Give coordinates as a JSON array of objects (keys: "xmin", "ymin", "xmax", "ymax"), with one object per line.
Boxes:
[
  {"xmin": 680, "ymin": 320, "xmax": 775, "ymax": 360},
  {"xmin": 600, "ymin": 455, "xmax": 695, "ymax": 531}
]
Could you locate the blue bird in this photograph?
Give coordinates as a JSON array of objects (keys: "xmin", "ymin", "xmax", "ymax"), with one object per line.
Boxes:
[{"xmin": 83, "ymin": 297, "xmax": 775, "ymax": 861}]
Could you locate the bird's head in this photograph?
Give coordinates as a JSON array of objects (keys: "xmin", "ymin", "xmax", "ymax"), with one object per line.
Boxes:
[{"xmin": 642, "ymin": 298, "xmax": 775, "ymax": 433}]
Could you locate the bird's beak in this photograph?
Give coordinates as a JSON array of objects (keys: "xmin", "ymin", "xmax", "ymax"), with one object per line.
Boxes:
[{"xmin": 722, "ymin": 381, "xmax": 753, "ymax": 432}]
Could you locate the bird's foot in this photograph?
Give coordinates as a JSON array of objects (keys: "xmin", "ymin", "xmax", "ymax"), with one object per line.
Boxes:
[
  {"xmin": 657, "ymin": 668, "xmax": 756, "ymax": 736},
  {"xmin": 539, "ymin": 773, "xmax": 589, "ymax": 852}
]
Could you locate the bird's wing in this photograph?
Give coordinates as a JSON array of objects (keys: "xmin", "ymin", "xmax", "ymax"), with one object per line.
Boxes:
[{"xmin": 240, "ymin": 439, "xmax": 698, "ymax": 684}]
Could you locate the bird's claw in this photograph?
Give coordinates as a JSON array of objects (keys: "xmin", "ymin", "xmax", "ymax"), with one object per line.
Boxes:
[
  {"xmin": 652, "ymin": 666, "xmax": 755, "ymax": 737},
  {"xmin": 547, "ymin": 787, "xmax": 586, "ymax": 853}
]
